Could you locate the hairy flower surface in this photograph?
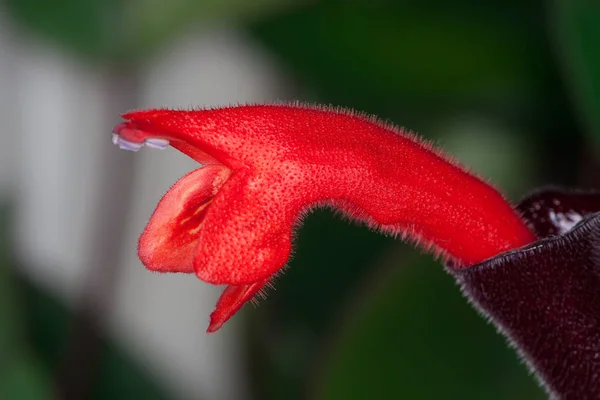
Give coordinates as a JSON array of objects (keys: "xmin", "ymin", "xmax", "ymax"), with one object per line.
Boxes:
[{"xmin": 112, "ymin": 103, "xmax": 535, "ymax": 332}]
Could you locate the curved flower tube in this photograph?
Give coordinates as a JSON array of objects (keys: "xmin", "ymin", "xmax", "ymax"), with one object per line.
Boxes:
[{"xmin": 112, "ymin": 103, "xmax": 535, "ymax": 332}]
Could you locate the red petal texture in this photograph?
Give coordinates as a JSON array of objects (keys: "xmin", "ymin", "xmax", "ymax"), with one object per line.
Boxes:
[
  {"xmin": 449, "ymin": 189, "xmax": 600, "ymax": 399},
  {"xmin": 116, "ymin": 103, "xmax": 537, "ymax": 332},
  {"xmin": 192, "ymin": 170, "xmax": 294, "ymax": 285},
  {"xmin": 138, "ymin": 164, "xmax": 231, "ymax": 273},
  {"xmin": 123, "ymin": 104, "xmax": 535, "ymax": 267},
  {"xmin": 207, "ymin": 278, "xmax": 271, "ymax": 333}
]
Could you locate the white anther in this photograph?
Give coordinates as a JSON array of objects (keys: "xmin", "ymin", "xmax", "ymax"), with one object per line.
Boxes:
[{"xmin": 145, "ymin": 138, "xmax": 170, "ymax": 149}]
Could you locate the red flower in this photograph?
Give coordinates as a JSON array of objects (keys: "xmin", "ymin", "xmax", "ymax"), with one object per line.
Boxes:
[{"xmin": 112, "ymin": 104, "xmax": 535, "ymax": 332}]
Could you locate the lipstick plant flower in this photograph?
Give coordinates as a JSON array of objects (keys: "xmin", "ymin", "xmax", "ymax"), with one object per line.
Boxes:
[{"xmin": 113, "ymin": 103, "xmax": 600, "ymax": 398}]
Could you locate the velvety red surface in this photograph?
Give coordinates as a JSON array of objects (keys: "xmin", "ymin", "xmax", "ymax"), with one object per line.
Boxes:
[{"xmin": 114, "ymin": 104, "xmax": 534, "ymax": 332}]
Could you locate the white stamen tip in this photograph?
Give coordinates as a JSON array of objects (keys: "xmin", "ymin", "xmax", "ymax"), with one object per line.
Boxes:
[
  {"xmin": 117, "ymin": 138, "xmax": 144, "ymax": 152},
  {"xmin": 145, "ymin": 138, "xmax": 170, "ymax": 149}
]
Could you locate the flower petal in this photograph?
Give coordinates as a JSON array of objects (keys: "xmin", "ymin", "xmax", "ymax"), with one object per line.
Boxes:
[
  {"xmin": 122, "ymin": 105, "xmax": 535, "ymax": 266},
  {"xmin": 139, "ymin": 164, "xmax": 231, "ymax": 273},
  {"xmin": 207, "ymin": 278, "xmax": 271, "ymax": 333},
  {"xmin": 192, "ymin": 172, "xmax": 294, "ymax": 285}
]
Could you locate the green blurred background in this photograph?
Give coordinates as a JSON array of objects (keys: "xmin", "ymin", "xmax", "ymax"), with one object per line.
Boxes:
[{"xmin": 0, "ymin": 0, "xmax": 599, "ymax": 399}]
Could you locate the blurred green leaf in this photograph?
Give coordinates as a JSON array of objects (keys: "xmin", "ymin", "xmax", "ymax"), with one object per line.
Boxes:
[
  {"xmin": 0, "ymin": 206, "xmax": 17, "ymax": 362},
  {"xmin": 1, "ymin": 205, "xmax": 162, "ymax": 399},
  {"xmin": 0, "ymin": 204, "xmax": 170, "ymax": 399},
  {"xmin": 121, "ymin": 0, "xmax": 297, "ymax": 62},
  {"xmin": 0, "ymin": 205, "xmax": 53, "ymax": 399},
  {"xmin": 313, "ymin": 249, "xmax": 545, "ymax": 399},
  {"xmin": 251, "ymin": 1, "xmax": 548, "ymax": 114},
  {"xmin": 6, "ymin": 0, "xmax": 297, "ymax": 62},
  {"xmin": 248, "ymin": 211, "xmax": 396, "ymax": 400},
  {"xmin": 0, "ymin": 355, "xmax": 52, "ymax": 400},
  {"xmin": 16, "ymin": 273, "xmax": 172, "ymax": 399},
  {"xmin": 434, "ymin": 115, "xmax": 538, "ymax": 196},
  {"xmin": 553, "ymin": 0, "xmax": 600, "ymax": 146},
  {"xmin": 269, "ymin": 211, "xmax": 395, "ymax": 331},
  {"xmin": 5, "ymin": 0, "xmax": 123, "ymax": 60}
]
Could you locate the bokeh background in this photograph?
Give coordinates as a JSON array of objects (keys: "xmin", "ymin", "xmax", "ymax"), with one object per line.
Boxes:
[{"xmin": 0, "ymin": 0, "xmax": 598, "ymax": 399}]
